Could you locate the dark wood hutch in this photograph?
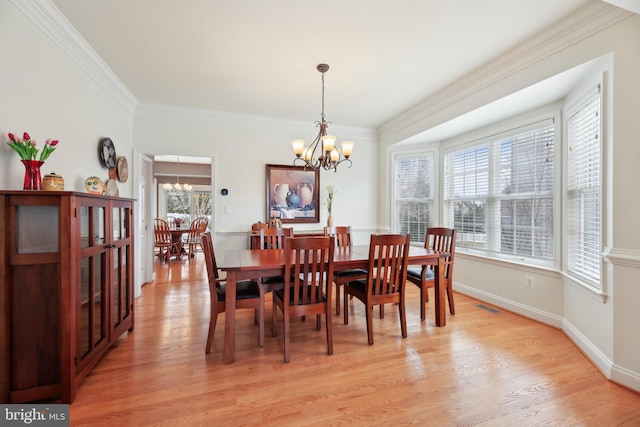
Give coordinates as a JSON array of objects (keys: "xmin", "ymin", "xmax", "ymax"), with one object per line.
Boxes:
[{"xmin": 0, "ymin": 191, "xmax": 135, "ymax": 403}]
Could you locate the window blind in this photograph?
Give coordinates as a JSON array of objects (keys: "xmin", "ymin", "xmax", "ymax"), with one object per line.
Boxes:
[
  {"xmin": 394, "ymin": 154, "xmax": 434, "ymax": 244},
  {"xmin": 567, "ymin": 88, "xmax": 601, "ymax": 288},
  {"xmin": 443, "ymin": 120, "xmax": 555, "ymax": 260}
]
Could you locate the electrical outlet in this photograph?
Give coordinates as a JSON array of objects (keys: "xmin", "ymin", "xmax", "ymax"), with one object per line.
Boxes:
[{"xmin": 525, "ymin": 276, "xmax": 534, "ymax": 288}]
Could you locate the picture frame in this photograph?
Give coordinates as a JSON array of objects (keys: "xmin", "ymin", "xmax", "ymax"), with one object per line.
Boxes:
[{"xmin": 266, "ymin": 164, "xmax": 320, "ymax": 223}]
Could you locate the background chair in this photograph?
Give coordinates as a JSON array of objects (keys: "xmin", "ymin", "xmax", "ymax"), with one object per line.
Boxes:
[
  {"xmin": 324, "ymin": 226, "xmax": 367, "ymax": 315},
  {"xmin": 154, "ymin": 218, "xmax": 180, "ymax": 262},
  {"xmin": 201, "ymin": 232, "xmax": 265, "ymax": 353},
  {"xmin": 406, "ymin": 227, "xmax": 457, "ymax": 319},
  {"xmin": 272, "ymin": 236, "xmax": 335, "ymax": 362},
  {"xmin": 183, "ymin": 217, "xmax": 209, "ymax": 258},
  {"xmin": 343, "ymin": 233, "xmax": 410, "ymax": 345},
  {"xmin": 255, "ymin": 227, "xmax": 293, "ymax": 293},
  {"xmin": 257, "ymin": 227, "xmax": 293, "ymax": 249}
]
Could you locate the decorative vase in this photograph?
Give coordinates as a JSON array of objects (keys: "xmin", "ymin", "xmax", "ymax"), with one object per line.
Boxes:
[
  {"xmin": 273, "ymin": 183, "xmax": 289, "ymax": 207},
  {"xmin": 298, "ymin": 182, "xmax": 314, "ymax": 208},
  {"xmin": 327, "ymin": 215, "xmax": 334, "ymax": 227},
  {"xmin": 21, "ymin": 159, "xmax": 44, "ymax": 191},
  {"xmin": 286, "ymin": 189, "xmax": 300, "ymax": 209}
]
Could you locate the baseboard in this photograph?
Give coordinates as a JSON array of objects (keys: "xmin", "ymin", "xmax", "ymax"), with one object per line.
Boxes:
[
  {"xmin": 454, "ymin": 283, "xmax": 563, "ymax": 328},
  {"xmin": 562, "ymin": 318, "xmax": 612, "ymax": 378}
]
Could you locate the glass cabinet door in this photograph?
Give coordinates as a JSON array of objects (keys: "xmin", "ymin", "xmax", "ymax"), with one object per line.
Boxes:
[
  {"xmin": 78, "ymin": 202, "xmax": 108, "ymax": 364},
  {"xmin": 111, "ymin": 203, "xmax": 133, "ymax": 334}
]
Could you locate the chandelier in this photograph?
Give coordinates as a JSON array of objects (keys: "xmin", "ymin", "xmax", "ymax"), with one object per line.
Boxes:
[
  {"xmin": 163, "ymin": 156, "xmax": 192, "ymax": 193},
  {"xmin": 291, "ymin": 63, "xmax": 354, "ymax": 172}
]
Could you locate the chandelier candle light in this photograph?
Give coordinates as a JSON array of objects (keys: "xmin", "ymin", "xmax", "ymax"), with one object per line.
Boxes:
[{"xmin": 291, "ymin": 64, "xmax": 354, "ymax": 172}]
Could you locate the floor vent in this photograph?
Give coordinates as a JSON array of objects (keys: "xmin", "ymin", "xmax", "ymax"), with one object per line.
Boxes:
[{"xmin": 477, "ymin": 304, "xmax": 500, "ymax": 314}]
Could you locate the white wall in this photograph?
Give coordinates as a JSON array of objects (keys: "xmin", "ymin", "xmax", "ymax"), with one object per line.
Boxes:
[
  {"xmin": 0, "ymin": 1, "xmax": 135, "ymax": 196},
  {"xmin": 133, "ymin": 105, "xmax": 379, "ymax": 254},
  {"xmin": 379, "ymin": 2, "xmax": 640, "ymax": 391}
]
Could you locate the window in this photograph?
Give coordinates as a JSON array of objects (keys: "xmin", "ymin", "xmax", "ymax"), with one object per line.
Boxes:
[
  {"xmin": 566, "ymin": 86, "xmax": 601, "ymax": 289},
  {"xmin": 443, "ymin": 120, "xmax": 555, "ymax": 262},
  {"xmin": 161, "ymin": 185, "xmax": 212, "ymax": 228},
  {"xmin": 393, "ymin": 153, "xmax": 434, "ymax": 244}
]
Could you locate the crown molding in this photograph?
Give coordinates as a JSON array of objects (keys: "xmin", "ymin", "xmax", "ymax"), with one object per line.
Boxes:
[
  {"xmin": 11, "ymin": 0, "xmax": 138, "ymax": 114},
  {"xmin": 378, "ymin": 1, "xmax": 633, "ymax": 144}
]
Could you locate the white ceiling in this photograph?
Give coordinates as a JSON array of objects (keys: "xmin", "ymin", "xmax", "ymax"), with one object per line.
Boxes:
[{"xmin": 50, "ymin": 0, "xmax": 596, "ymax": 131}]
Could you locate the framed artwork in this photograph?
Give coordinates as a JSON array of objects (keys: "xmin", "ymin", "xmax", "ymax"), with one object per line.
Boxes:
[{"xmin": 266, "ymin": 164, "xmax": 320, "ymax": 223}]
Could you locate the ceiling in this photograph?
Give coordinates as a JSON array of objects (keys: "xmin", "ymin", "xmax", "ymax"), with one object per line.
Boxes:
[{"xmin": 51, "ymin": 0, "xmax": 597, "ymax": 131}]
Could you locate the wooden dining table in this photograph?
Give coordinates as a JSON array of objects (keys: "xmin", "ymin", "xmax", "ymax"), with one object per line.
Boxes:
[{"xmin": 219, "ymin": 244, "xmax": 449, "ymax": 364}]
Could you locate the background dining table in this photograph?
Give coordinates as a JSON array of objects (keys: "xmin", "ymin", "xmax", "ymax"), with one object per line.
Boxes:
[
  {"xmin": 219, "ymin": 244, "xmax": 448, "ymax": 364},
  {"xmin": 169, "ymin": 228, "xmax": 187, "ymax": 256}
]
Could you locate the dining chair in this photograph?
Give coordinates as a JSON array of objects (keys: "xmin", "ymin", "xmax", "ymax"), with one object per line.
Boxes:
[
  {"xmin": 324, "ymin": 226, "xmax": 367, "ymax": 315},
  {"xmin": 201, "ymin": 232, "xmax": 265, "ymax": 353},
  {"xmin": 257, "ymin": 227, "xmax": 293, "ymax": 249},
  {"xmin": 272, "ymin": 236, "xmax": 335, "ymax": 362},
  {"xmin": 406, "ymin": 227, "xmax": 457, "ymax": 319},
  {"xmin": 153, "ymin": 218, "xmax": 180, "ymax": 263},
  {"xmin": 343, "ymin": 233, "xmax": 410, "ymax": 345},
  {"xmin": 256, "ymin": 227, "xmax": 294, "ymax": 293},
  {"xmin": 183, "ymin": 217, "xmax": 209, "ymax": 259}
]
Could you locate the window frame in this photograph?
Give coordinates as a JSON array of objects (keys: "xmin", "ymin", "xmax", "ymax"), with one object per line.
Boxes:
[
  {"xmin": 441, "ymin": 109, "xmax": 561, "ymax": 268},
  {"xmin": 391, "ymin": 150, "xmax": 437, "ymax": 245},
  {"xmin": 563, "ymin": 78, "xmax": 605, "ymax": 293}
]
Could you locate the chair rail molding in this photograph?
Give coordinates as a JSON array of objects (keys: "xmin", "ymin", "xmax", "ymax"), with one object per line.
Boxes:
[{"xmin": 603, "ymin": 247, "xmax": 640, "ymax": 268}]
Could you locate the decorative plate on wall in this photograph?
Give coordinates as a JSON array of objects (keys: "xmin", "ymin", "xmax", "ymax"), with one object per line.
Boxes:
[
  {"xmin": 99, "ymin": 137, "xmax": 117, "ymax": 169},
  {"xmin": 85, "ymin": 176, "xmax": 106, "ymax": 195},
  {"xmin": 105, "ymin": 179, "xmax": 119, "ymax": 197},
  {"xmin": 117, "ymin": 156, "xmax": 129, "ymax": 182}
]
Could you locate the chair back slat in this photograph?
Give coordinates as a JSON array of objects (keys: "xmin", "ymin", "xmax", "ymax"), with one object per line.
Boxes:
[
  {"xmin": 258, "ymin": 227, "xmax": 293, "ymax": 249},
  {"xmin": 324, "ymin": 226, "xmax": 353, "ymax": 247},
  {"xmin": 154, "ymin": 218, "xmax": 172, "ymax": 244},
  {"xmin": 201, "ymin": 232, "xmax": 219, "ymax": 282},
  {"xmin": 186, "ymin": 217, "xmax": 209, "ymax": 241},
  {"xmin": 366, "ymin": 234, "xmax": 410, "ymax": 296},
  {"xmin": 283, "ymin": 236, "xmax": 335, "ymax": 307},
  {"xmin": 424, "ymin": 227, "xmax": 456, "ymax": 278}
]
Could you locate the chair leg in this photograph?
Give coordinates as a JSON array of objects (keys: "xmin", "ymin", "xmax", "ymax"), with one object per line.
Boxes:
[
  {"xmin": 206, "ymin": 307, "xmax": 218, "ymax": 354},
  {"xmin": 420, "ymin": 286, "xmax": 426, "ymax": 321},
  {"xmin": 272, "ymin": 299, "xmax": 278, "ymax": 337},
  {"xmin": 283, "ymin": 310, "xmax": 291, "ymax": 363},
  {"xmin": 343, "ymin": 289, "xmax": 349, "ymax": 325},
  {"xmin": 399, "ymin": 294, "xmax": 407, "ymax": 338},
  {"xmin": 447, "ymin": 286, "xmax": 455, "ymax": 315},
  {"xmin": 257, "ymin": 308, "xmax": 265, "ymax": 347},
  {"xmin": 316, "ymin": 314, "xmax": 321, "ymax": 330},
  {"xmin": 335, "ymin": 282, "xmax": 341, "ymax": 315},
  {"xmin": 366, "ymin": 303, "xmax": 374, "ymax": 345},
  {"xmin": 325, "ymin": 310, "xmax": 333, "ymax": 355}
]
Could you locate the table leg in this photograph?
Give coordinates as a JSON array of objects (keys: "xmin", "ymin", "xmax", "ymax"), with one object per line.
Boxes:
[
  {"xmin": 434, "ymin": 256, "xmax": 446, "ymax": 327},
  {"xmin": 223, "ymin": 271, "xmax": 237, "ymax": 364}
]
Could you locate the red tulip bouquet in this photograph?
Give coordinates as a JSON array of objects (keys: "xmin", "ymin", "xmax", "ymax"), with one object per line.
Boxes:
[{"xmin": 7, "ymin": 132, "xmax": 59, "ymax": 161}]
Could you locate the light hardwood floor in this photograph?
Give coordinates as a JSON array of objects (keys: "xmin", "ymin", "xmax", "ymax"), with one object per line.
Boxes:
[{"xmin": 69, "ymin": 253, "xmax": 640, "ymax": 426}]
